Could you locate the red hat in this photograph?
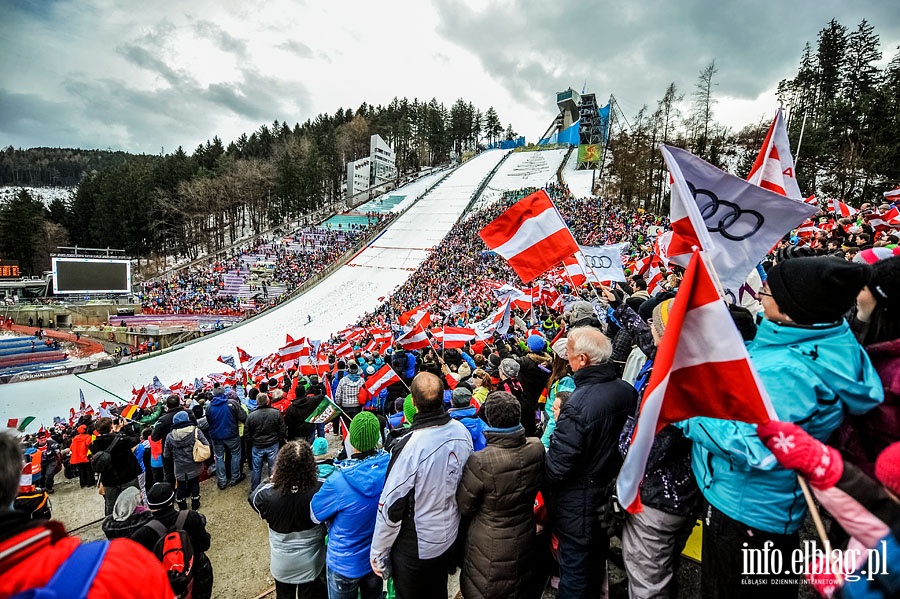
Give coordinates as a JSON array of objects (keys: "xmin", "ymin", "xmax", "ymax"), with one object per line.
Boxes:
[
  {"xmin": 77, "ymin": 425, "xmax": 87, "ymax": 434},
  {"xmin": 875, "ymin": 441, "xmax": 900, "ymax": 496}
]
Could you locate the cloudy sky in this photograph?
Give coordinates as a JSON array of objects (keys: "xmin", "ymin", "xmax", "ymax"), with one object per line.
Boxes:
[{"xmin": 2, "ymin": 0, "xmax": 898, "ymax": 154}]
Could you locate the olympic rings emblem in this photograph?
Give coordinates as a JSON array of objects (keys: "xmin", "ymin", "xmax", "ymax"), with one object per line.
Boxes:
[
  {"xmin": 688, "ymin": 182, "xmax": 764, "ymax": 241},
  {"xmin": 583, "ymin": 255, "xmax": 613, "ymax": 269}
]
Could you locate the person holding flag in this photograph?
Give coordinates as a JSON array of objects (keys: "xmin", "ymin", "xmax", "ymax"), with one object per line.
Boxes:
[{"xmin": 677, "ymin": 256, "xmax": 883, "ymax": 596}]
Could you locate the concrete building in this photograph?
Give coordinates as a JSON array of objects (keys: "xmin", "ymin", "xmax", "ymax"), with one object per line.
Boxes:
[{"xmin": 346, "ymin": 134, "xmax": 397, "ymax": 200}]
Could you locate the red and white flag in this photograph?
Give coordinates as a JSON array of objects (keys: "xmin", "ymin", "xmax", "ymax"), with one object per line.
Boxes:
[
  {"xmin": 884, "ymin": 186, "xmax": 900, "ymax": 202},
  {"xmin": 472, "ymin": 299, "xmax": 512, "ymax": 340},
  {"xmin": 479, "ymin": 190, "xmax": 580, "ymax": 283},
  {"xmin": 560, "ymin": 255, "xmax": 587, "ymax": 286},
  {"xmin": 826, "ymin": 198, "xmax": 858, "ymax": 217},
  {"xmin": 795, "ymin": 219, "xmax": 819, "ymax": 239},
  {"xmin": 398, "ymin": 303, "xmax": 432, "ymax": 330},
  {"xmin": 277, "ymin": 338, "xmax": 309, "ymax": 362},
  {"xmin": 867, "ymin": 207, "xmax": 900, "ymax": 232},
  {"xmin": 661, "ymin": 145, "xmax": 715, "ymax": 262},
  {"xmin": 397, "ymin": 324, "xmax": 431, "ymax": 350},
  {"xmin": 644, "ymin": 255, "xmax": 665, "ymax": 296},
  {"xmin": 441, "ymin": 326, "xmax": 477, "ymax": 349},
  {"xmin": 333, "ymin": 340, "xmax": 354, "ymax": 358},
  {"xmin": 617, "ymin": 251, "xmax": 776, "ymax": 513},
  {"xmin": 746, "ymin": 108, "xmax": 803, "ymax": 199},
  {"xmin": 364, "ymin": 364, "xmax": 402, "ymax": 397}
]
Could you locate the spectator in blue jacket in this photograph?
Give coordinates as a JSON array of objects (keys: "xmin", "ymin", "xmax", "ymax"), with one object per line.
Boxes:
[
  {"xmin": 205, "ymin": 385, "xmax": 247, "ymax": 490},
  {"xmin": 679, "ymin": 257, "xmax": 884, "ymax": 598},
  {"xmin": 448, "ymin": 387, "xmax": 487, "ymax": 451},
  {"xmin": 311, "ymin": 411, "xmax": 390, "ymax": 599}
]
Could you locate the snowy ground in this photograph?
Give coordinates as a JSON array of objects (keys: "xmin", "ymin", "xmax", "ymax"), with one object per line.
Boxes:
[
  {"xmin": 561, "ymin": 149, "xmax": 598, "ymax": 198},
  {"xmin": 0, "ymin": 185, "xmax": 73, "ymax": 207},
  {"xmin": 0, "ymin": 150, "xmax": 509, "ymax": 430},
  {"xmin": 470, "ymin": 148, "xmax": 568, "ymax": 212}
]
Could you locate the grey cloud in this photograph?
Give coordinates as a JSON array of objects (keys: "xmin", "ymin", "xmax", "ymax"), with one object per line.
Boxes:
[
  {"xmin": 194, "ymin": 20, "xmax": 248, "ymax": 58},
  {"xmin": 279, "ymin": 40, "xmax": 315, "ymax": 59},
  {"xmin": 433, "ymin": 0, "xmax": 900, "ymax": 122},
  {"xmin": 116, "ymin": 44, "xmax": 188, "ymax": 88}
]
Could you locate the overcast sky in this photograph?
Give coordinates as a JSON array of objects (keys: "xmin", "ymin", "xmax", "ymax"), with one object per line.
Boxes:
[{"xmin": 1, "ymin": 0, "xmax": 898, "ymax": 154}]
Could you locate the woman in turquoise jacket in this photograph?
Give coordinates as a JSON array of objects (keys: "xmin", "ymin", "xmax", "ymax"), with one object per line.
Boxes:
[{"xmin": 678, "ymin": 257, "xmax": 883, "ymax": 598}]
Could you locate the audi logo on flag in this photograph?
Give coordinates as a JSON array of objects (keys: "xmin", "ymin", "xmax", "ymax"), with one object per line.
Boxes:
[
  {"xmin": 689, "ymin": 182, "xmax": 764, "ymax": 241},
  {"xmin": 583, "ymin": 255, "xmax": 614, "ymax": 269}
]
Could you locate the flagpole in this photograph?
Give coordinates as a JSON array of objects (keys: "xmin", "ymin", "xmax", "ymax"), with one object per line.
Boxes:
[
  {"xmin": 73, "ymin": 374, "xmax": 127, "ymax": 402},
  {"xmin": 793, "ymin": 110, "xmax": 808, "ymax": 168}
]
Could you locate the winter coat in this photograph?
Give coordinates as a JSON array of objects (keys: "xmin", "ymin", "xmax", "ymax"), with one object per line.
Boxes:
[
  {"xmin": 543, "ymin": 362, "xmax": 637, "ymax": 544},
  {"xmin": 679, "ymin": 318, "xmax": 884, "ymax": 534},
  {"xmin": 150, "ymin": 407, "xmax": 189, "ymax": 452},
  {"xmin": 284, "ymin": 394, "xmax": 320, "ymax": 440},
  {"xmin": 371, "ymin": 410, "xmax": 473, "ymax": 563},
  {"xmin": 163, "ymin": 423, "xmax": 210, "ymax": 481},
  {"xmin": 540, "ymin": 376, "xmax": 575, "ymax": 449},
  {"xmin": 311, "ymin": 450, "xmax": 390, "ymax": 578},
  {"xmin": 0, "ymin": 511, "xmax": 173, "ymax": 599},
  {"xmin": 89, "ymin": 434, "xmax": 141, "ymax": 487},
  {"xmin": 246, "ymin": 405, "xmax": 285, "ymax": 448},
  {"xmin": 335, "ymin": 374, "xmax": 366, "ymax": 409},
  {"xmin": 251, "ymin": 481, "xmax": 326, "ymax": 584},
  {"xmin": 838, "ymin": 337, "xmax": 900, "ymax": 479},
  {"xmin": 457, "ymin": 426, "xmax": 544, "ymax": 599},
  {"xmin": 518, "ymin": 352, "xmax": 552, "ymax": 416},
  {"xmin": 69, "ymin": 433, "xmax": 91, "ymax": 465},
  {"xmin": 101, "ymin": 509, "xmax": 153, "ymax": 540},
  {"xmin": 449, "ymin": 406, "xmax": 487, "ymax": 451},
  {"xmin": 499, "ymin": 377, "xmax": 535, "ymax": 436},
  {"xmin": 206, "ymin": 394, "xmax": 246, "ymax": 441}
]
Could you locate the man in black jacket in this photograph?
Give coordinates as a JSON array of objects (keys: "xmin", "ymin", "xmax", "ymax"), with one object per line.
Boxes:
[
  {"xmin": 132, "ymin": 482, "xmax": 214, "ymax": 599},
  {"xmin": 284, "ymin": 384, "xmax": 321, "ymax": 443},
  {"xmin": 544, "ymin": 326, "xmax": 637, "ymax": 599},
  {"xmin": 89, "ymin": 417, "xmax": 141, "ymax": 516},
  {"xmin": 150, "ymin": 395, "xmax": 188, "ymax": 485},
  {"xmin": 246, "ymin": 393, "xmax": 285, "ymax": 493}
]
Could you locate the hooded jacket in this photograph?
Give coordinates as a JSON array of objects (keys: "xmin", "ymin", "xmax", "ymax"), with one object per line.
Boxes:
[
  {"xmin": 206, "ymin": 392, "xmax": 246, "ymax": 441},
  {"xmin": 335, "ymin": 374, "xmax": 366, "ymax": 409},
  {"xmin": 448, "ymin": 406, "xmax": 487, "ymax": 451},
  {"xmin": 246, "ymin": 405, "xmax": 285, "ymax": 448},
  {"xmin": 679, "ymin": 319, "xmax": 884, "ymax": 534},
  {"xmin": 164, "ymin": 422, "xmax": 210, "ymax": 481},
  {"xmin": 310, "ymin": 450, "xmax": 390, "ymax": 578},
  {"xmin": 284, "ymin": 393, "xmax": 320, "ymax": 441}
]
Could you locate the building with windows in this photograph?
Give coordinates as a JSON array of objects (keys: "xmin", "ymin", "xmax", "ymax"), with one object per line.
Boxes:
[{"xmin": 346, "ymin": 134, "xmax": 397, "ymax": 200}]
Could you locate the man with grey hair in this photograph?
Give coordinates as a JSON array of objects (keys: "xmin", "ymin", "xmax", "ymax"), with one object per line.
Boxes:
[
  {"xmin": 544, "ymin": 326, "xmax": 638, "ymax": 598},
  {"xmin": 0, "ymin": 432, "xmax": 173, "ymax": 596}
]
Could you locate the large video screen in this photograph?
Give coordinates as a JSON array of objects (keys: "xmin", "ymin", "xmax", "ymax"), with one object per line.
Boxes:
[{"xmin": 52, "ymin": 258, "xmax": 132, "ymax": 294}]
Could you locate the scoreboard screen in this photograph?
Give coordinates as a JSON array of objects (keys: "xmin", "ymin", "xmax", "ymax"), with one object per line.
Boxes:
[{"xmin": 52, "ymin": 258, "xmax": 132, "ymax": 294}]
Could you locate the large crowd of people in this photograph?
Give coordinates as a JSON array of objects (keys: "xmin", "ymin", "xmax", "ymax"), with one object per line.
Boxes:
[
  {"xmin": 139, "ymin": 214, "xmax": 393, "ymax": 317},
  {"xmin": 2, "ymin": 180, "xmax": 899, "ymax": 599}
]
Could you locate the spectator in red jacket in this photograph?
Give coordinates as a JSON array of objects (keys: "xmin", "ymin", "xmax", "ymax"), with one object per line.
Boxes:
[
  {"xmin": 0, "ymin": 431, "xmax": 174, "ymax": 599},
  {"xmin": 69, "ymin": 423, "xmax": 95, "ymax": 488}
]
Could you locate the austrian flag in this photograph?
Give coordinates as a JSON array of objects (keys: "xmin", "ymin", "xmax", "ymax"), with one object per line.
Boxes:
[
  {"xmin": 616, "ymin": 251, "xmax": 776, "ymax": 514},
  {"xmin": 364, "ymin": 364, "xmax": 402, "ymax": 397},
  {"xmin": 479, "ymin": 190, "xmax": 580, "ymax": 283}
]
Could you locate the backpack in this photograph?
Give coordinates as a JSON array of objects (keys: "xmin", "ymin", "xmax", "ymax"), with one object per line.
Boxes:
[
  {"xmin": 89, "ymin": 436, "xmax": 120, "ymax": 474},
  {"xmin": 147, "ymin": 511, "xmax": 195, "ymax": 598},
  {"xmin": 11, "ymin": 540, "xmax": 109, "ymax": 599}
]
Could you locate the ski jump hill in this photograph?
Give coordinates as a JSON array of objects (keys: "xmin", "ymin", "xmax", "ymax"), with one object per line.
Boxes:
[{"xmin": 0, "ymin": 147, "xmax": 572, "ymax": 430}]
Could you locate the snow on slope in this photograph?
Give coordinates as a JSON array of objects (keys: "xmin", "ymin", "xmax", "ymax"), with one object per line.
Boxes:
[
  {"xmin": 561, "ymin": 149, "xmax": 597, "ymax": 198},
  {"xmin": 0, "ymin": 150, "xmax": 510, "ymax": 430},
  {"xmin": 470, "ymin": 148, "xmax": 568, "ymax": 212}
]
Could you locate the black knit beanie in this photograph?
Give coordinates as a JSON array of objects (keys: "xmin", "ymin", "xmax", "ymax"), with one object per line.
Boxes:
[
  {"xmin": 766, "ymin": 257, "xmax": 870, "ymax": 325},
  {"xmin": 870, "ymin": 256, "xmax": 900, "ymax": 311}
]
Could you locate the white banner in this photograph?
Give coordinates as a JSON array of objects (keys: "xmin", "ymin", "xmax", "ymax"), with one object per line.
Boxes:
[{"xmin": 578, "ymin": 243, "xmax": 628, "ymax": 283}]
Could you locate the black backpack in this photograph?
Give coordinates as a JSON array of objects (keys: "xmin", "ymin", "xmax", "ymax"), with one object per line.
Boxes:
[
  {"xmin": 89, "ymin": 436, "xmax": 119, "ymax": 474},
  {"xmin": 147, "ymin": 511, "xmax": 195, "ymax": 598}
]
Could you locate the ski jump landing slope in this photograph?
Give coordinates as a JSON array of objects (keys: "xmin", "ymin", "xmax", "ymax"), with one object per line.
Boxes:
[{"xmin": 0, "ymin": 149, "xmax": 510, "ymax": 430}]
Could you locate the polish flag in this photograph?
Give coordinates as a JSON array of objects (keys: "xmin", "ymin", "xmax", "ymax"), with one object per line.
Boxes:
[
  {"xmin": 617, "ymin": 251, "xmax": 776, "ymax": 513},
  {"xmin": 398, "ymin": 303, "xmax": 432, "ymax": 330},
  {"xmin": 479, "ymin": 190, "xmax": 581, "ymax": 283},
  {"xmin": 441, "ymin": 326, "xmax": 477, "ymax": 349},
  {"xmin": 827, "ymin": 198, "xmax": 858, "ymax": 217},
  {"xmin": 397, "ymin": 324, "xmax": 431, "ymax": 350},
  {"xmin": 746, "ymin": 108, "xmax": 803, "ymax": 199},
  {"xmin": 884, "ymin": 186, "xmax": 900, "ymax": 202},
  {"xmin": 364, "ymin": 364, "xmax": 402, "ymax": 397}
]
